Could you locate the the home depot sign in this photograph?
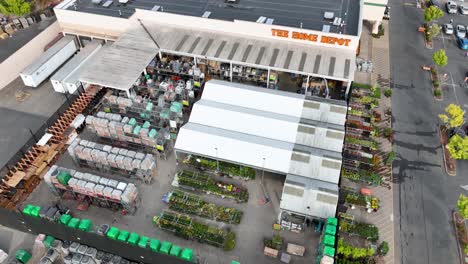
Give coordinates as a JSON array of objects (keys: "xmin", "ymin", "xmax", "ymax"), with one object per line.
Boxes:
[{"xmin": 271, "ymin": 29, "xmax": 352, "ymax": 46}]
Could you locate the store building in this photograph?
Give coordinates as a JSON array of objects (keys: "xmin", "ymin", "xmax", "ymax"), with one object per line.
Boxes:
[
  {"xmin": 175, "ymin": 80, "xmax": 346, "ymax": 221},
  {"xmin": 53, "ymin": 0, "xmax": 364, "ymax": 99}
]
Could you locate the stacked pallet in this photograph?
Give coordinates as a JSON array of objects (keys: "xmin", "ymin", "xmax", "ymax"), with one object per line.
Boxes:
[
  {"xmin": 68, "ymin": 138, "xmax": 156, "ymax": 180},
  {"xmin": 86, "ymin": 112, "xmax": 162, "ymax": 148},
  {"xmin": 0, "ymin": 86, "xmax": 100, "ymax": 209}
]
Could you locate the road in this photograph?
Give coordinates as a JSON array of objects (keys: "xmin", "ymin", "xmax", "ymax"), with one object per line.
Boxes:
[{"xmin": 389, "ymin": 0, "xmax": 468, "ymax": 263}]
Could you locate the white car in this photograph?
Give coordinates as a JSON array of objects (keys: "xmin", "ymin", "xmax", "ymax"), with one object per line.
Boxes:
[
  {"xmin": 444, "ymin": 23, "xmax": 454, "ymax": 34},
  {"xmin": 456, "ymin": 25, "xmax": 467, "ymax": 38},
  {"xmin": 460, "ymin": 5, "xmax": 468, "ymax": 15},
  {"xmin": 446, "ymin": 1, "xmax": 457, "ymax": 13}
]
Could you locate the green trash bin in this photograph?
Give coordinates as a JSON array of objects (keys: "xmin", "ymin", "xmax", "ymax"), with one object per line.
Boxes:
[
  {"xmin": 30, "ymin": 206, "xmax": 41, "ymax": 218},
  {"xmin": 181, "ymin": 248, "xmax": 193, "ymax": 261},
  {"xmin": 323, "ymin": 234, "xmax": 335, "ymax": 247},
  {"xmin": 128, "ymin": 233, "xmax": 140, "ymax": 245},
  {"xmin": 15, "ymin": 249, "xmax": 31, "ymax": 264},
  {"xmin": 326, "ymin": 217, "xmax": 338, "ymax": 227},
  {"xmin": 22, "ymin": 205, "xmax": 34, "ymax": 216},
  {"xmin": 324, "ymin": 224, "xmax": 336, "ymax": 236},
  {"xmin": 231, "ymin": 262, "xmax": 240, "ymax": 264},
  {"xmin": 107, "ymin": 227, "xmax": 120, "ymax": 240},
  {"xmin": 159, "ymin": 241, "xmax": 172, "ymax": 254},
  {"xmin": 149, "ymin": 239, "xmax": 161, "ymax": 252},
  {"xmin": 169, "ymin": 245, "xmax": 181, "ymax": 257},
  {"xmin": 60, "ymin": 214, "xmax": 72, "ymax": 225},
  {"xmin": 78, "ymin": 219, "xmax": 92, "ymax": 232},
  {"xmin": 324, "ymin": 246, "xmax": 335, "ymax": 257},
  {"xmin": 43, "ymin": 236, "xmax": 55, "ymax": 248},
  {"xmin": 67, "ymin": 218, "xmax": 80, "ymax": 229},
  {"xmin": 138, "ymin": 236, "xmax": 149, "ymax": 248},
  {"xmin": 57, "ymin": 171, "xmax": 72, "ymax": 185},
  {"xmin": 117, "ymin": 230, "xmax": 130, "ymax": 242}
]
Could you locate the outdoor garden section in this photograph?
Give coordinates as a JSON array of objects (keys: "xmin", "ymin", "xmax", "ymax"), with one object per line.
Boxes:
[
  {"xmin": 165, "ymin": 190, "xmax": 243, "ymax": 224},
  {"xmin": 153, "ymin": 210, "xmax": 236, "ymax": 251},
  {"xmin": 345, "ymin": 192, "xmax": 380, "ymax": 212},
  {"xmin": 184, "ymin": 155, "xmax": 256, "ymax": 180},
  {"xmin": 174, "ymin": 170, "xmax": 249, "ymax": 203}
]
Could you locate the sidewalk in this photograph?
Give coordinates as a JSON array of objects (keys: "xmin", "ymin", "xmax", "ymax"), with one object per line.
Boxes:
[{"xmin": 352, "ymin": 20, "xmax": 397, "ymax": 264}]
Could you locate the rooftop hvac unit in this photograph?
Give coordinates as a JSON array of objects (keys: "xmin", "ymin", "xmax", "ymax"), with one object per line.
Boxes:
[
  {"xmin": 119, "ymin": 0, "xmax": 129, "ymax": 3},
  {"xmin": 202, "ymin": 11, "xmax": 211, "ymax": 18},
  {"xmin": 265, "ymin": 18, "xmax": 274, "ymax": 25},
  {"xmin": 151, "ymin": 5, "xmax": 161, "ymax": 11},
  {"xmin": 102, "ymin": 0, "xmax": 113, "ymax": 7},
  {"xmin": 256, "ymin": 16, "xmax": 267, "ymax": 23},
  {"xmin": 91, "ymin": 0, "xmax": 101, "ymax": 4},
  {"xmin": 324, "ymin": 12, "xmax": 334, "ymax": 20},
  {"xmin": 333, "ymin": 17, "xmax": 342, "ymax": 26}
]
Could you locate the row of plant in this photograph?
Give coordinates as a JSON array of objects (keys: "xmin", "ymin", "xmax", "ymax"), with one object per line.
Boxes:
[
  {"xmin": 186, "ymin": 155, "xmax": 256, "ymax": 179},
  {"xmin": 153, "ymin": 210, "xmax": 236, "ymax": 250},
  {"xmin": 345, "ymin": 136, "xmax": 379, "ymax": 150},
  {"xmin": 263, "ymin": 235, "xmax": 283, "ymax": 250},
  {"xmin": 176, "ymin": 170, "xmax": 249, "ymax": 203},
  {"xmin": 341, "ymin": 168, "xmax": 381, "ymax": 186},
  {"xmin": 337, "ymin": 238, "xmax": 375, "ymax": 259},
  {"xmin": 339, "ymin": 220, "xmax": 379, "ymax": 242},
  {"xmin": 345, "ymin": 192, "xmax": 380, "ymax": 210},
  {"xmin": 167, "ymin": 190, "xmax": 243, "ymax": 224}
]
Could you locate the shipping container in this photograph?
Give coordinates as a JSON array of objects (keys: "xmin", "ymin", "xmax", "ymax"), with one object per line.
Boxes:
[{"xmin": 20, "ymin": 35, "xmax": 78, "ymax": 87}]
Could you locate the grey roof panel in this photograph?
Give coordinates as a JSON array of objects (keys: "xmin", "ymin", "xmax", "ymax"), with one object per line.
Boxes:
[
  {"xmin": 313, "ymin": 55, "xmax": 321, "ymax": 74},
  {"xmin": 328, "ymin": 57, "xmax": 336, "ymax": 78},
  {"xmin": 269, "ymin": 48, "xmax": 280, "ymax": 67},
  {"xmin": 187, "ymin": 36, "xmax": 202, "ymax": 54},
  {"xmin": 298, "ymin": 52, "xmax": 307, "ymax": 72},
  {"xmin": 283, "ymin": 50, "xmax": 294, "ymax": 69},
  {"xmin": 255, "ymin": 46, "xmax": 266, "ymax": 65},
  {"xmin": 227, "ymin": 42, "xmax": 240, "ymax": 60},
  {"xmin": 241, "ymin": 44, "xmax": 253, "ymax": 62},
  {"xmin": 175, "ymin": 34, "xmax": 189, "ymax": 51},
  {"xmin": 201, "ymin": 39, "xmax": 214, "ymax": 56},
  {"xmin": 344, "ymin": 59, "xmax": 351, "ymax": 79},
  {"xmin": 214, "ymin": 40, "xmax": 227, "ymax": 58}
]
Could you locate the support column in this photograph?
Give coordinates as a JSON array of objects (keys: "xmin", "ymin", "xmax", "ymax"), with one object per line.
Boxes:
[
  {"xmin": 76, "ymin": 35, "xmax": 83, "ymax": 48},
  {"xmin": 267, "ymin": 68, "xmax": 271, "ymax": 88},
  {"xmin": 194, "ymin": 56, "xmax": 197, "ymax": 67},
  {"xmin": 230, "ymin": 62, "xmax": 233, "ymax": 82},
  {"xmin": 143, "ymin": 68, "xmax": 147, "ymax": 75},
  {"xmin": 305, "ymin": 75, "xmax": 310, "ymax": 95},
  {"xmin": 158, "ymin": 50, "xmax": 163, "ymax": 60},
  {"xmin": 345, "ymin": 81, "xmax": 351, "ymax": 99}
]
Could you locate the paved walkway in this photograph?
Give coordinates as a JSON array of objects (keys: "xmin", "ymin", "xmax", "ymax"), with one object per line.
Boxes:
[{"xmin": 351, "ymin": 20, "xmax": 397, "ymax": 264}]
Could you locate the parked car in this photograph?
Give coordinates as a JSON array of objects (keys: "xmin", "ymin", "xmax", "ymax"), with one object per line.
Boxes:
[
  {"xmin": 444, "ymin": 23, "xmax": 454, "ymax": 34},
  {"xmin": 458, "ymin": 38, "xmax": 468, "ymax": 50},
  {"xmin": 446, "ymin": 1, "xmax": 458, "ymax": 13},
  {"xmin": 460, "ymin": 5, "xmax": 468, "ymax": 15},
  {"xmin": 456, "ymin": 25, "xmax": 467, "ymax": 38}
]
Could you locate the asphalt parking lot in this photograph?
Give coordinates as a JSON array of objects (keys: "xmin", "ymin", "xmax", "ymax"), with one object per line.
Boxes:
[{"xmin": 432, "ymin": 4, "xmax": 468, "ymax": 110}]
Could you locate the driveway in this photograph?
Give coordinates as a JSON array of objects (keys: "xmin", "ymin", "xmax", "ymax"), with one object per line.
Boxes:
[{"xmin": 388, "ymin": 0, "xmax": 468, "ymax": 263}]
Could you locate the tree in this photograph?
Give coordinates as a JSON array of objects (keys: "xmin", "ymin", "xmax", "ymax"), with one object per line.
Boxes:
[
  {"xmin": 447, "ymin": 135, "xmax": 468, "ymax": 160},
  {"xmin": 0, "ymin": 0, "xmax": 30, "ymax": 16},
  {"xmin": 426, "ymin": 23, "xmax": 441, "ymax": 41},
  {"xmin": 432, "ymin": 49, "xmax": 448, "ymax": 67},
  {"xmin": 457, "ymin": 194, "xmax": 468, "ymax": 219},
  {"xmin": 439, "ymin": 104, "xmax": 465, "ymax": 128},
  {"xmin": 424, "ymin": 6, "xmax": 444, "ymax": 22}
]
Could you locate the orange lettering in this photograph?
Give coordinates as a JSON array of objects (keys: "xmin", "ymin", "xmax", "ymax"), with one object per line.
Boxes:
[{"xmin": 272, "ymin": 29, "xmax": 289, "ymax": 38}]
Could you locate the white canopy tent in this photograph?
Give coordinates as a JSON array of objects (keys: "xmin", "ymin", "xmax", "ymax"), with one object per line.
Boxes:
[{"xmin": 175, "ymin": 80, "xmax": 346, "ymax": 184}]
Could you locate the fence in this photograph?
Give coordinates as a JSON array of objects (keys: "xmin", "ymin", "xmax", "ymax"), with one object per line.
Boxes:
[
  {"xmin": 0, "ymin": 91, "xmax": 79, "ymax": 180},
  {"xmin": 0, "ymin": 208, "xmax": 191, "ymax": 264}
]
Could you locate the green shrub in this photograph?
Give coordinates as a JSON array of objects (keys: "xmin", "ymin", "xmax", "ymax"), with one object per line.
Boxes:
[
  {"xmin": 384, "ymin": 128, "xmax": 392, "ymax": 137},
  {"xmin": 385, "ymin": 151, "xmax": 396, "ymax": 165},
  {"xmin": 378, "ymin": 241, "xmax": 389, "ymax": 256},
  {"xmin": 352, "ymin": 83, "xmax": 372, "ymax": 90},
  {"xmin": 434, "ymin": 89, "xmax": 442, "ymax": 97},
  {"xmin": 384, "ymin": 89, "xmax": 392, "ymax": 97},
  {"xmin": 224, "ymin": 232, "xmax": 236, "ymax": 251},
  {"xmin": 433, "ymin": 80, "xmax": 440, "ymax": 88}
]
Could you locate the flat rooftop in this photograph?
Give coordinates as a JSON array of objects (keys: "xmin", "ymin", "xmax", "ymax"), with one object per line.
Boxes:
[{"xmin": 65, "ymin": 0, "xmax": 361, "ymax": 35}]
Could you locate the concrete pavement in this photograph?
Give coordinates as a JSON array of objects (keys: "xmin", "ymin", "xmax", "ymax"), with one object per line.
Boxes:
[{"xmin": 388, "ymin": 0, "xmax": 467, "ymax": 263}]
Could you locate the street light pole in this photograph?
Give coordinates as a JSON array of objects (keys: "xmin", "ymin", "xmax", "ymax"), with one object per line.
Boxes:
[{"xmin": 261, "ymin": 157, "xmax": 266, "ymax": 185}]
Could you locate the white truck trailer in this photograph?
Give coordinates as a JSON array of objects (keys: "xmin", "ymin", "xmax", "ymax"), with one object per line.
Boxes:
[
  {"xmin": 50, "ymin": 41, "xmax": 102, "ymax": 93},
  {"xmin": 20, "ymin": 35, "xmax": 78, "ymax": 88}
]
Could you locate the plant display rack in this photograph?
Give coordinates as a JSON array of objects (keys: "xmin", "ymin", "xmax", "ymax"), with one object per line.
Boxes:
[
  {"xmin": 345, "ymin": 192, "xmax": 380, "ymax": 211},
  {"xmin": 341, "ymin": 168, "xmax": 381, "ymax": 186},
  {"xmin": 338, "ymin": 218, "xmax": 379, "ymax": 242},
  {"xmin": 153, "ymin": 210, "xmax": 236, "ymax": 250},
  {"xmin": 166, "ymin": 190, "xmax": 243, "ymax": 224},
  {"xmin": 185, "ymin": 155, "xmax": 256, "ymax": 180},
  {"xmin": 174, "ymin": 170, "xmax": 249, "ymax": 203}
]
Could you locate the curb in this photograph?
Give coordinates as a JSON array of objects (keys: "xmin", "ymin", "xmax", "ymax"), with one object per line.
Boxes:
[
  {"xmin": 438, "ymin": 127, "xmax": 457, "ymax": 176},
  {"xmin": 451, "ymin": 211, "xmax": 465, "ymax": 264}
]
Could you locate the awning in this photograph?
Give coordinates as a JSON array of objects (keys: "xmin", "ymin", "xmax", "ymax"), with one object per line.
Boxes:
[
  {"xmin": 140, "ymin": 20, "xmax": 356, "ymax": 81},
  {"xmin": 79, "ymin": 22, "xmax": 158, "ymax": 91}
]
